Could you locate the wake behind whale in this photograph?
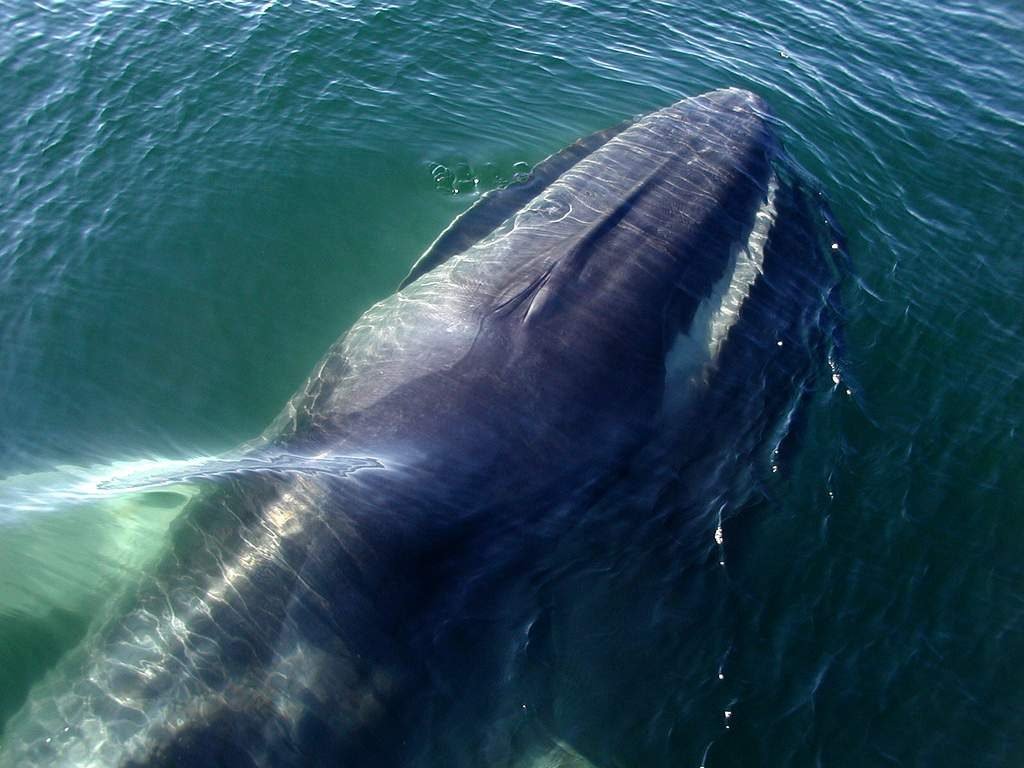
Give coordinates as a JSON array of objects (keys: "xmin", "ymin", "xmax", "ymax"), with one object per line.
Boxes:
[{"xmin": 1, "ymin": 89, "xmax": 846, "ymax": 767}]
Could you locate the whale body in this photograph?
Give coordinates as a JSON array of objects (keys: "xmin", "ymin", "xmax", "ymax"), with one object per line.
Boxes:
[{"xmin": 1, "ymin": 89, "xmax": 844, "ymax": 767}]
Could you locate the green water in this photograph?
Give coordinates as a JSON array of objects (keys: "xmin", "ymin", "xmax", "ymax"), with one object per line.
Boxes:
[{"xmin": 1, "ymin": 0, "xmax": 1022, "ymax": 765}]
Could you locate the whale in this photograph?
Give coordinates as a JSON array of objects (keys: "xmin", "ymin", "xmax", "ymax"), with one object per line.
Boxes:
[{"xmin": 0, "ymin": 88, "xmax": 845, "ymax": 767}]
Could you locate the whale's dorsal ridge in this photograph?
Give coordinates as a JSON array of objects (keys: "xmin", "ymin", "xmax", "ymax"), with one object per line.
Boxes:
[{"xmin": 399, "ymin": 116, "xmax": 638, "ymax": 291}]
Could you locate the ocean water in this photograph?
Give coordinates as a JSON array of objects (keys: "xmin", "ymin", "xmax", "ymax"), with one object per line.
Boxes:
[{"xmin": 0, "ymin": 0, "xmax": 1022, "ymax": 766}]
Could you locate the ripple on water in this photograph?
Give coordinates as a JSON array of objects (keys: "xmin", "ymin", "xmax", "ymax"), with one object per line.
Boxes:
[{"xmin": 1, "ymin": 0, "xmax": 1023, "ymax": 764}]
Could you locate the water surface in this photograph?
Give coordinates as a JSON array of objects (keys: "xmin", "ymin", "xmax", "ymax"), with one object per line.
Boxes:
[{"xmin": 1, "ymin": 1, "xmax": 1022, "ymax": 765}]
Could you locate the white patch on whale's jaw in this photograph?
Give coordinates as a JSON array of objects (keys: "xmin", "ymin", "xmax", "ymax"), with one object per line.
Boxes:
[{"xmin": 661, "ymin": 173, "xmax": 779, "ymax": 417}]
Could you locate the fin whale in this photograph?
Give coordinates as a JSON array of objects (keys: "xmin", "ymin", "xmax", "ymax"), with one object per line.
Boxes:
[{"xmin": 0, "ymin": 88, "xmax": 845, "ymax": 767}]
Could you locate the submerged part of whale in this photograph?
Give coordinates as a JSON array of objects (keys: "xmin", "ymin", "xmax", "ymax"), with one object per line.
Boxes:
[{"xmin": 1, "ymin": 89, "xmax": 845, "ymax": 767}]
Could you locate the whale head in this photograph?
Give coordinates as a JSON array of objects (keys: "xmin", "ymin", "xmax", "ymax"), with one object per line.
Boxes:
[{"xmin": 268, "ymin": 89, "xmax": 788, "ymax": 496}]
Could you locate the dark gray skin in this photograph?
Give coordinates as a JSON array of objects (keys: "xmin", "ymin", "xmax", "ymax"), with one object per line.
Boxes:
[{"xmin": 1, "ymin": 89, "xmax": 841, "ymax": 767}]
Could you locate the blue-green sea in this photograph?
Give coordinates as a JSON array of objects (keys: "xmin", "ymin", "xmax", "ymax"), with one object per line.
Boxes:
[{"xmin": 1, "ymin": 0, "xmax": 1022, "ymax": 765}]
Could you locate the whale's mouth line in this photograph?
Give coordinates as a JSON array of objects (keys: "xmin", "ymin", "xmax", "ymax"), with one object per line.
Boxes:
[
  {"xmin": 704, "ymin": 170, "xmax": 780, "ymax": 364},
  {"xmin": 662, "ymin": 171, "xmax": 780, "ymax": 402}
]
